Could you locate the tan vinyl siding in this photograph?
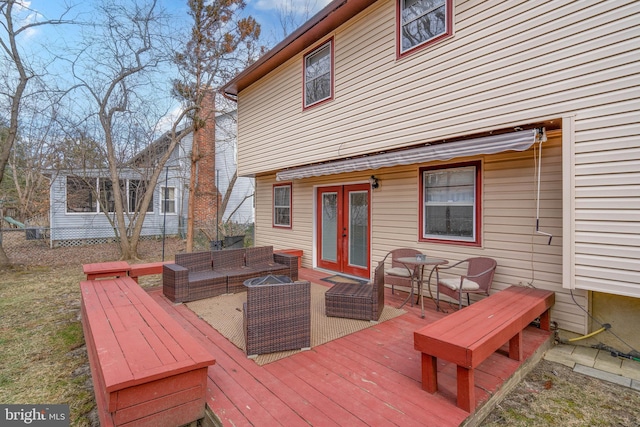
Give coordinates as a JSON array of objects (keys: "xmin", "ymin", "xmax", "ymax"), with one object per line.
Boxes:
[
  {"xmin": 255, "ymin": 132, "xmax": 587, "ymax": 333},
  {"xmin": 241, "ymin": 0, "xmax": 639, "ymax": 332},
  {"xmin": 237, "ymin": 0, "xmax": 638, "ymax": 175}
]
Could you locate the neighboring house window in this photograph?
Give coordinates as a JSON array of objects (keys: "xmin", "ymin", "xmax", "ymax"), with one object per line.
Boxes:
[
  {"xmin": 129, "ymin": 180, "xmax": 153, "ymax": 213},
  {"xmin": 160, "ymin": 187, "xmax": 176, "ymax": 214},
  {"xmin": 67, "ymin": 176, "xmax": 155, "ymax": 213},
  {"xmin": 398, "ymin": 0, "xmax": 452, "ymax": 57},
  {"xmin": 273, "ymin": 183, "xmax": 292, "ymax": 228},
  {"xmin": 303, "ymin": 39, "xmax": 333, "ymax": 108},
  {"xmin": 98, "ymin": 178, "xmax": 122, "ymax": 213},
  {"xmin": 66, "ymin": 176, "xmax": 96, "ymax": 213},
  {"xmin": 420, "ymin": 161, "xmax": 481, "ymax": 245}
]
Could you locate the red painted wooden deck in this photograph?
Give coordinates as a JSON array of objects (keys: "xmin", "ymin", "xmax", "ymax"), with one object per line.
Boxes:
[{"xmin": 147, "ymin": 268, "xmax": 552, "ymax": 426}]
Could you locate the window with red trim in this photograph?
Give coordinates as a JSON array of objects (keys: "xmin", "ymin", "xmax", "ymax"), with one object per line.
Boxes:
[
  {"xmin": 273, "ymin": 183, "xmax": 292, "ymax": 228},
  {"xmin": 303, "ymin": 39, "xmax": 333, "ymax": 108},
  {"xmin": 419, "ymin": 161, "xmax": 481, "ymax": 245},
  {"xmin": 398, "ymin": 0, "xmax": 452, "ymax": 57}
]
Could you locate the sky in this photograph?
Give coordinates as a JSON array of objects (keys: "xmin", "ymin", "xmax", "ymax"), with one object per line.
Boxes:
[
  {"xmin": 6, "ymin": 0, "xmax": 332, "ymax": 134},
  {"xmin": 21, "ymin": 0, "xmax": 333, "ymax": 48}
]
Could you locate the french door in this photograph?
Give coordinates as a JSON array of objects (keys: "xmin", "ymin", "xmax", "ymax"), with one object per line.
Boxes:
[{"xmin": 316, "ymin": 184, "xmax": 370, "ymax": 278}]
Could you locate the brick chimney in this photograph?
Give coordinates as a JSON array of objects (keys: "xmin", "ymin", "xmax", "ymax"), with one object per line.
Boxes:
[{"xmin": 192, "ymin": 89, "xmax": 220, "ymax": 231}]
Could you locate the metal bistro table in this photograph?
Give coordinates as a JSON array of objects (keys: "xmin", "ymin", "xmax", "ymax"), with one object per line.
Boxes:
[{"xmin": 396, "ymin": 256, "xmax": 448, "ymax": 318}]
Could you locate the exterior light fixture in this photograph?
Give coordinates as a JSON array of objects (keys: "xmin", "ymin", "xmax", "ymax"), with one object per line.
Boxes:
[{"xmin": 370, "ymin": 175, "xmax": 380, "ymax": 189}]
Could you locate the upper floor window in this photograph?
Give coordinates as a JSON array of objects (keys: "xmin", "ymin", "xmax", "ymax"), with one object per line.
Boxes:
[
  {"xmin": 420, "ymin": 161, "xmax": 481, "ymax": 245},
  {"xmin": 273, "ymin": 183, "xmax": 292, "ymax": 228},
  {"xmin": 303, "ymin": 39, "xmax": 333, "ymax": 109},
  {"xmin": 398, "ymin": 0, "xmax": 452, "ymax": 57}
]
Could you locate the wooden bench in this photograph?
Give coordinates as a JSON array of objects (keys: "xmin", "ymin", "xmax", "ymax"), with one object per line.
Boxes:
[
  {"xmin": 80, "ymin": 277, "xmax": 215, "ymax": 427},
  {"xmin": 83, "ymin": 261, "xmax": 130, "ymax": 280},
  {"xmin": 414, "ymin": 286, "xmax": 555, "ymax": 412},
  {"xmin": 128, "ymin": 261, "xmax": 170, "ymax": 283}
]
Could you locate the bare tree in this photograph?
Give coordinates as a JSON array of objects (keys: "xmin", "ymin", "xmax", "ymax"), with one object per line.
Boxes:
[
  {"xmin": 173, "ymin": 0, "xmax": 260, "ymax": 252},
  {"xmin": 276, "ymin": 0, "xmax": 320, "ymax": 39},
  {"xmin": 65, "ymin": 0, "xmax": 187, "ymax": 260},
  {"xmin": 61, "ymin": 0, "xmax": 260, "ymax": 259},
  {"xmin": 0, "ymin": 0, "xmax": 73, "ymax": 267}
]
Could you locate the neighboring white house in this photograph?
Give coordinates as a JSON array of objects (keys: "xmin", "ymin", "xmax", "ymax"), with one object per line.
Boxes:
[
  {"xmin": 48, "ymin": 109, "xmax": 254, "ymax": 246},
  {"xmin": 222, "ymin": 0, "xmax": 640, "ymax": 350}
]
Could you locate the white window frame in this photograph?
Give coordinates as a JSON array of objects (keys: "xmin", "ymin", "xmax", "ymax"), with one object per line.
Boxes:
[
  {"xmin": 273, "ymin": 183, "xmax": 292, "ymax": 228},
  {"xmin": 160, "ymin": 186, "xmax": 177, "ymax": 214},
  {"xmin": 420, "ymin": 162, "xmax": 480, "ymax": 245}
]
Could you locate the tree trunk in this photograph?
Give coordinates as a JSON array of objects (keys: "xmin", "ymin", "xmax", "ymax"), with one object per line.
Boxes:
[
  {"xmin": 185, "ymin": 143, "xmax": 199, "ymax": 253},
  {"xmin": 0, "ymin": 240, "xmax": 9, "ymax": 267}
]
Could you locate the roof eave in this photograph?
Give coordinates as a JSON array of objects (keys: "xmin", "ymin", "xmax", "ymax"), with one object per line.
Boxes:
[{"xmin": 222, "ymin": 0, "xmax": 377, "ymax": 97}]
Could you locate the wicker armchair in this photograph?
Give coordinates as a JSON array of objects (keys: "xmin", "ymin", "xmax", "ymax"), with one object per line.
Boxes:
[
  {"xmin": 243, "ymin": 276, "xmax": 311, "ymax": 356},
  {"xmin": 436, "ymin": 257, "xmax": 497, "ymax": 309},
  {"xmin": 383, "ymin": 248, "xmax": 423, "ymax": 295},
  {"xmin": 325, "ymin": 261, "xmax": 385, "ymax": 321}
]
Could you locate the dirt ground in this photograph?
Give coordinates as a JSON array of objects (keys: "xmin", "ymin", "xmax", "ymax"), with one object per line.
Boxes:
[
  {"xmin": 2, "ymin": 236, "xmax": 640, "ymax": 426},
  {"xmin": 480, "ymin": 359, "xmax": 640, "ymax": 426}
]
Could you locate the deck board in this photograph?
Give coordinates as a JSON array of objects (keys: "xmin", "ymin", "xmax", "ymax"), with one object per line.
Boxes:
[{"xmin": 147, "ymin": 268, "xmax": 552, "ymax": 426}]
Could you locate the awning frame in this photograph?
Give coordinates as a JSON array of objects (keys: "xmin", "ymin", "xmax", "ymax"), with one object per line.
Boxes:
[{"xmin": 276, "ymin": 129, "xmax": 540, "ymax": 181}]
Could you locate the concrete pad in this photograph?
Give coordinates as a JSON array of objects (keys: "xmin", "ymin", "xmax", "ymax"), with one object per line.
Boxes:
[
  {"xmin": 549, "ymin": 344, "xmax": 576, "ymax": 356},
  {"xmin": 574, "ymin": 364, "xmax": 632, "ymax": 388},
  {"xmin": 631, "ymin": 379, "xmax": 640, "ymax": 392},
  {"xmin": 594, "ymin": 350, "xmax": 623, "ymax": 374},
  {"xmin": 620, "ymin": 359, "xmax": 640, "ymax": 382},
  {"xmin": 544, "ymin": 346, "xmax": 576, "ymax": 368},
  {"xmin": 571, "ymin": 345, "xmax": 599, "ymax": 367}
]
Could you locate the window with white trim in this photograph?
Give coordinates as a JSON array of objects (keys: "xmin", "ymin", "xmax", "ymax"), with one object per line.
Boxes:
[
  {"xmin": 399, "ymin": 0, "xmax": 451, "ymax": 55},
  {"xmin": 304, "ymin": 40, "xmax": 333, "ymax": 108},
  {"xmin": 129, "ymin": 180, "xmax": 153, "ymax": 213},
  {"xmin": 273, "ymin": 183, "xmax": 292, "ymax": 228},
  {"xmin": 66, "ymin": 176, "xmax": 96, "ymax": 213},
  {"xmin": 160, "ymin": 186, "xmax": 176, "ymax": 214},
  {"xmin": 420, "ymin": 162, "xmax": 480, "ymax": 244}
]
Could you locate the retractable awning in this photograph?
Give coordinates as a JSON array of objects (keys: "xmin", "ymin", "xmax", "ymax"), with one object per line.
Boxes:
[{"xmin": 276, "ymin": 129, "xmax": 539, "ymax": 181}]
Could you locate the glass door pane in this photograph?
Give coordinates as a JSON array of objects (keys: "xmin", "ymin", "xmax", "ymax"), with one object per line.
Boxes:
[
  {"xmin": 321, "ymin": 192, "xmax": 338, "ymax": 262},
  {"xmin": 348, "ymin": 190, "xmax": 368, "ymax": 269}
]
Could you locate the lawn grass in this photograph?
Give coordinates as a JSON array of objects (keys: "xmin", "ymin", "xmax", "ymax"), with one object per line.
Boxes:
[{"xmin": 0, "ymin": 266, "xmax": 95, "ymax": 426}]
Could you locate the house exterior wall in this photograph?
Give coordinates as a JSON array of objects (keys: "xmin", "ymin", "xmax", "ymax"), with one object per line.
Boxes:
[
  {"xmin": 255, "ymin": 131, "xmax": 592, "ymax": 334},
  {"xmin": 215, "ymin": 111, "xmax": 254, "ymax": 225},
  {"xmin": 237, "ymin": 0, "xmax": 640, "ymax": 310},
  {"xmin": 48, "ymin": 169, "xmax": 185, "ymax": 245}
]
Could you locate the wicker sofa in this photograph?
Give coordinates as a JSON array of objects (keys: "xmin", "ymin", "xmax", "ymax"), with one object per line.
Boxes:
[{"xmin": 163, "ymin": 246, "xmax": 299, "ymax": 303}]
